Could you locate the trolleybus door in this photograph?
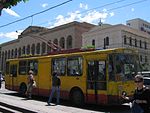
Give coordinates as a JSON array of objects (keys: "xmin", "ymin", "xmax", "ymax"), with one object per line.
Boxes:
[
  {"xmin": 10, "ymin": 64, "xmax": 17, "ymax": 90},
  {"xmin": 86, "ymin": 60, "xmax": 107, "ymax": 104}
]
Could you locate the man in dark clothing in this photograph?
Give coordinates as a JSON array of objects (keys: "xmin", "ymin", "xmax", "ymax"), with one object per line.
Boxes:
[
  {"xmin": 122, "ymin": 75, "xmax": 150, "ymax": 113},
  {"xmin": 47, "ymin": 72, "xmax": 61, "ymax": 105}
]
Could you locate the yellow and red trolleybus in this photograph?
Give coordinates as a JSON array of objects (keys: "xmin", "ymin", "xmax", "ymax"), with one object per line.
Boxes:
[{"xmin": 5, "ymin": 48, "xmax": 140, "ymax": 105}]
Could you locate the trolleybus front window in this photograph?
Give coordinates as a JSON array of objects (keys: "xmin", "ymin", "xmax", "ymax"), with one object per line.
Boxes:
[
  {"xmin": 108, "ymin": 54, "xmax": 139, "ymax": 81},
  {"xmin": 114, "ymin": 54, "xmax": 139, "ymax": 81}
]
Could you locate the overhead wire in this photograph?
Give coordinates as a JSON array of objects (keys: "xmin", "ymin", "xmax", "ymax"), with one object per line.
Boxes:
[
  {"xmin": 0, "ymin": 0, "xmax": 149, "ymax": 29},
  {"xmin": 37, "ymin": 0, "xmax": 127, "ymax": 26},
  {"xmin": 43, "ymin": 0, "xmax": 149, "ymax": 28},
  {"xmin": 0, "ymin": 0, "xmax": 150, "ymax": 63},
  {"xmin": 0, "ymin": 0, "xmax": 72, "ymax": 28}
]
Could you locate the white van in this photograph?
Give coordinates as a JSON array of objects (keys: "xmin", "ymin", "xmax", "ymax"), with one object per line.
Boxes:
[
  {"xmin": 143, "ymin": 77, "xmax": 150, "ymax": 89},
  {"xmin": 139, "ymin": 71, "xmax": 150, "ymax": 77}
]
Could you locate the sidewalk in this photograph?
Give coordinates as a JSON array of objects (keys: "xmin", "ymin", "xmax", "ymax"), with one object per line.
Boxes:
[
  {"xmin": 0, "ymin": 82, "xmax": 68, "ymax": 113},
  {"xmin": 0, "ymin": 83, "xmax": 101, "ymax": 113}
]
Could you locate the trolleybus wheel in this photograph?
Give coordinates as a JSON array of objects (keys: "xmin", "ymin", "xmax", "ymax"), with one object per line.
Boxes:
[
  {"xmin": 70, "ymin": 89, "xmax": 84, "ymax": 106},
  {"xmin": 19, "ymin": 83, "xmax": 27, "ymax": 95}
]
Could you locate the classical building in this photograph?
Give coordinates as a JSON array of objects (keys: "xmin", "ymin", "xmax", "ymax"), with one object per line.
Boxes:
[
  {"xmin": 0, "ymin": 21, "xmax": 95, "ymax": 72},
  {"xmin": 82, "ymin": 24, "xmax": 150, "ymax": 70},
  {"xmin": 1, "ymin": 19, "xmax": 150, "ymax": 72}
]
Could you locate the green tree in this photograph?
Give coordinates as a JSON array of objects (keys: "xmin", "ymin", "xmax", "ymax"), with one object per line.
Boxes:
[{"xmin": 0, "ymin": 0, "xmax": 29, "ymax": 15}]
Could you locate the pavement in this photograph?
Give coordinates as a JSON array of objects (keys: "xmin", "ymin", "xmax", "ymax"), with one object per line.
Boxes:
[{"xmin": 0, "ymin": 82, "xmax": 104, "ymax": 113}]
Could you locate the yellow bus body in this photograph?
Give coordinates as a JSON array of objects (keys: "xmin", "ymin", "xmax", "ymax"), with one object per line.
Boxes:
[{"xmin": 5, "ymin": 48, "xmax": 139, "ymax": 105}]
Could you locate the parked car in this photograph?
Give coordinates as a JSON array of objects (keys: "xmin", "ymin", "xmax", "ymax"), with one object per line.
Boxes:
[
  {"xmin": 143, "ymin": 77, "xmax": 150, "ymax": 89},
  {"xmin": 138, "ymin": 71, "xmax": 150, "ymax": 77},
  {"xmin": 0, "ymin": 76, "xmax": 4, "ymax": 82}
]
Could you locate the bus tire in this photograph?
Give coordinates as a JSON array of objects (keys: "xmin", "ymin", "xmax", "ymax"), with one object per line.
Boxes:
[
  {"xmin": 70, "ymin": 88, "xmax": 84, "ymax": 106},
  {"xmin": 19, "ymin": 83, "xmax": 27, "ymax": 96}
]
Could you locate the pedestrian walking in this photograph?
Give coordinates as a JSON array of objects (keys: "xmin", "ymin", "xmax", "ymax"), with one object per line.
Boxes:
[
  {"xmin": 27, "ymin": 70, "xmax": 34, "ymax": 99},
  {"xmin": 122, "ymin": 74, "xmax": 150, "ymax": 113},
  {"xmin": 47, "ymin": 72, "xmax": 61, "ymax": 105}
]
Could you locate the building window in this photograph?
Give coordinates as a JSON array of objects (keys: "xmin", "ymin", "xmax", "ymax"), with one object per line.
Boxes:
[
  {"xmin": 140, "ymin": 55, "xmax": 142, "ymax": 62},
  {"xmin": 144, "ymin": 41, "xmax": 147, "ymax": 49},
  {"xmin": 18, "ymin": 48, "xmax": 21, "ymax": 57},
  {"xmin": 5, "ymin": 51, "xmax": 7, "ymax": 60},
  {"xmin": 8, "ymin": 50, "xmax": 10, "ymax": 59},
  {"xmin": 140, "ymin": 40, "xmax": 142, "ymax": 48},
  {"xmin": 129, "ymin": 37, "xmax": 132, "ymax": 46},
  {"xmin": 135, "ymin": 39, "xmax": 137, "ymax": 47},
  {"xmin": 145, "ymin": 56, "xmax": 147, "ymax": 62},
  {"xmin": 127, "ymin": 23, "xmax": 130, "ymax": 26},
  {"xmin": 11, "ymin": 49, "xmax": 14, "ymax": 58},
  {"xmin": 42, "ymin": 42, "xmax": 46, "ymax": 54},
  {"xmin": 53, "ymin": 39, "xmax": 58, "ymax": 45},
  {"xmin": 15, "ymin": 48, "xmax": 17, "ymax": 58},
  {"xmin": 22, "ymin": 46, "xmax": 25, "ymax": 55},
  {"xmin": 31, "ymin": 44, "xmax": 35, "ymax": 55},
  {"xmin": 67, "ymin": 35, "xmax": 72, "ymax": 49},
  {"xmin": 53, "ymin": 39, "xmax": 58, "ymax": 51},
  {"xmin": 47, "ymin": 40, "xmax": 51, "ymax": 53},
  {"xmin": 60, "ymin": 37, "xmax": 65, "ymax": 49},
  {"xmin": 36, "ymin": 43, "xmax": 40, "ymax": 54},
  {"xmin": 26, "ymin": 45, "xmax": 30, "ymax": 55},
  {"xmin": 105, "ymin": 36, "xmax": 109, "ymax": 46},
  {"xmin": 124, "ymin": 35, "xmax": 126, "ymax": 44},
  {"xmin": 92, "ymin": 39, "xmax": 95, "ymax": 46}
]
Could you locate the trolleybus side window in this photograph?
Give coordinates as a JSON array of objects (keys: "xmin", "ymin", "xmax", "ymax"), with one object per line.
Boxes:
[
  {"xmin": 19, "ymin": 60, "xmax": 27, "ymax": 75},
  {"xmin": 52, "ymin": 57, "xmax": 66, "ymax": 76},
  {"xmin": 19, "ymin": 60, "xmax": 38, "ymax": 75},
  {"xmin": 115, "ymin": 54, "xmax": 138, "ymax": 81},
  {"xmin": 27, "ymin": 60, "xmax": 38, "ymax": 75},
  {"xmin": 67, "ymin": 56, "xmax": 83, "ymax": 76},
  {"xmin": 10, "ymin": 65, "xmax": 17, "ymax": 77},
  {"xmin": 87, "ymin": 61, "xmax": 106, "ymax": 90},
  {"xmin": 98, "ymin": 61, "xmax": 106, "ymax": 81},
  {"xmin": 108, "ymin": 54, "xmax": 115, "ymax": 81}
]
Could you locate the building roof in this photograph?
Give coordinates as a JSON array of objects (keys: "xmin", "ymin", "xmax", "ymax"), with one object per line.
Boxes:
[
  {"xmin": 83, "ymin": 23, "xmax": 150, "ymax": 39},
  {"xmin": 40, "ymin": 21, "xmax": 95, "ymax": 35}
]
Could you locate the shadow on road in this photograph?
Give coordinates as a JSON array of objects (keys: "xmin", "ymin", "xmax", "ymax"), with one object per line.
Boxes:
[{"xmin": 3, "ymin": 92, "xmax": 131, "ymax": 113}]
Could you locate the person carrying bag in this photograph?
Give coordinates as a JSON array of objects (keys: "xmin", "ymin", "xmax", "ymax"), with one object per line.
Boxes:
[{"xmin": 27, "ymin": 70, "xmax": 35, "ymax": 99}]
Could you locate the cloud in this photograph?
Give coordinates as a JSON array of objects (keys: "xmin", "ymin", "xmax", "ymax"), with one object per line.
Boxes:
[
  {"xmin": 80, "ymin": 10, "xmax": 108, "ymax": 23},
  {"xmin": 79, "ymin": 3, "xmax": 88, "ymax": 10},
  {"xmin": 3, "ymin": 8, "xmax": 20, "ymax": 17},
  {"xmin": 102, "ymin": 9, "xmax": 107, "ymax": 12},
  {"xmin": 42, "ymin": 3, "xmax": 48, "ymax": 8},
  {"xmin": 0, "ymin": 30, "xmax": 22, "ymax": 40},
  {"xmin": 49, "ymin": 11, "xmax": 81, "ymax": 28},
  {"xmin": 131, "ymin": 8, "xmax": 134, "ymax": 12},
  {"xmin": 49, "ymin": 9, "xmax": 113, "ymax": 28},
  {"xmin": 109, "ymin": 12, "xmax": 114, "ymax": 17}
]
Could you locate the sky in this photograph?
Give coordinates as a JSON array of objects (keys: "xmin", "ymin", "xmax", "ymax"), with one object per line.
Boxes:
[{"xmin": 0, "ymin": 0, "xmax": 150, "ymax": 44}]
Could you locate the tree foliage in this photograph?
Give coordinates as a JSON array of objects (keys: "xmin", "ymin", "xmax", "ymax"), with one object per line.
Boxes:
[
  {"xmin": 0, "ymin": 0, "xmax": 29, "ymax": 15},
  {"xmin": 0, "ymin": 0, "xmax": 28, "ymax": 9}
]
